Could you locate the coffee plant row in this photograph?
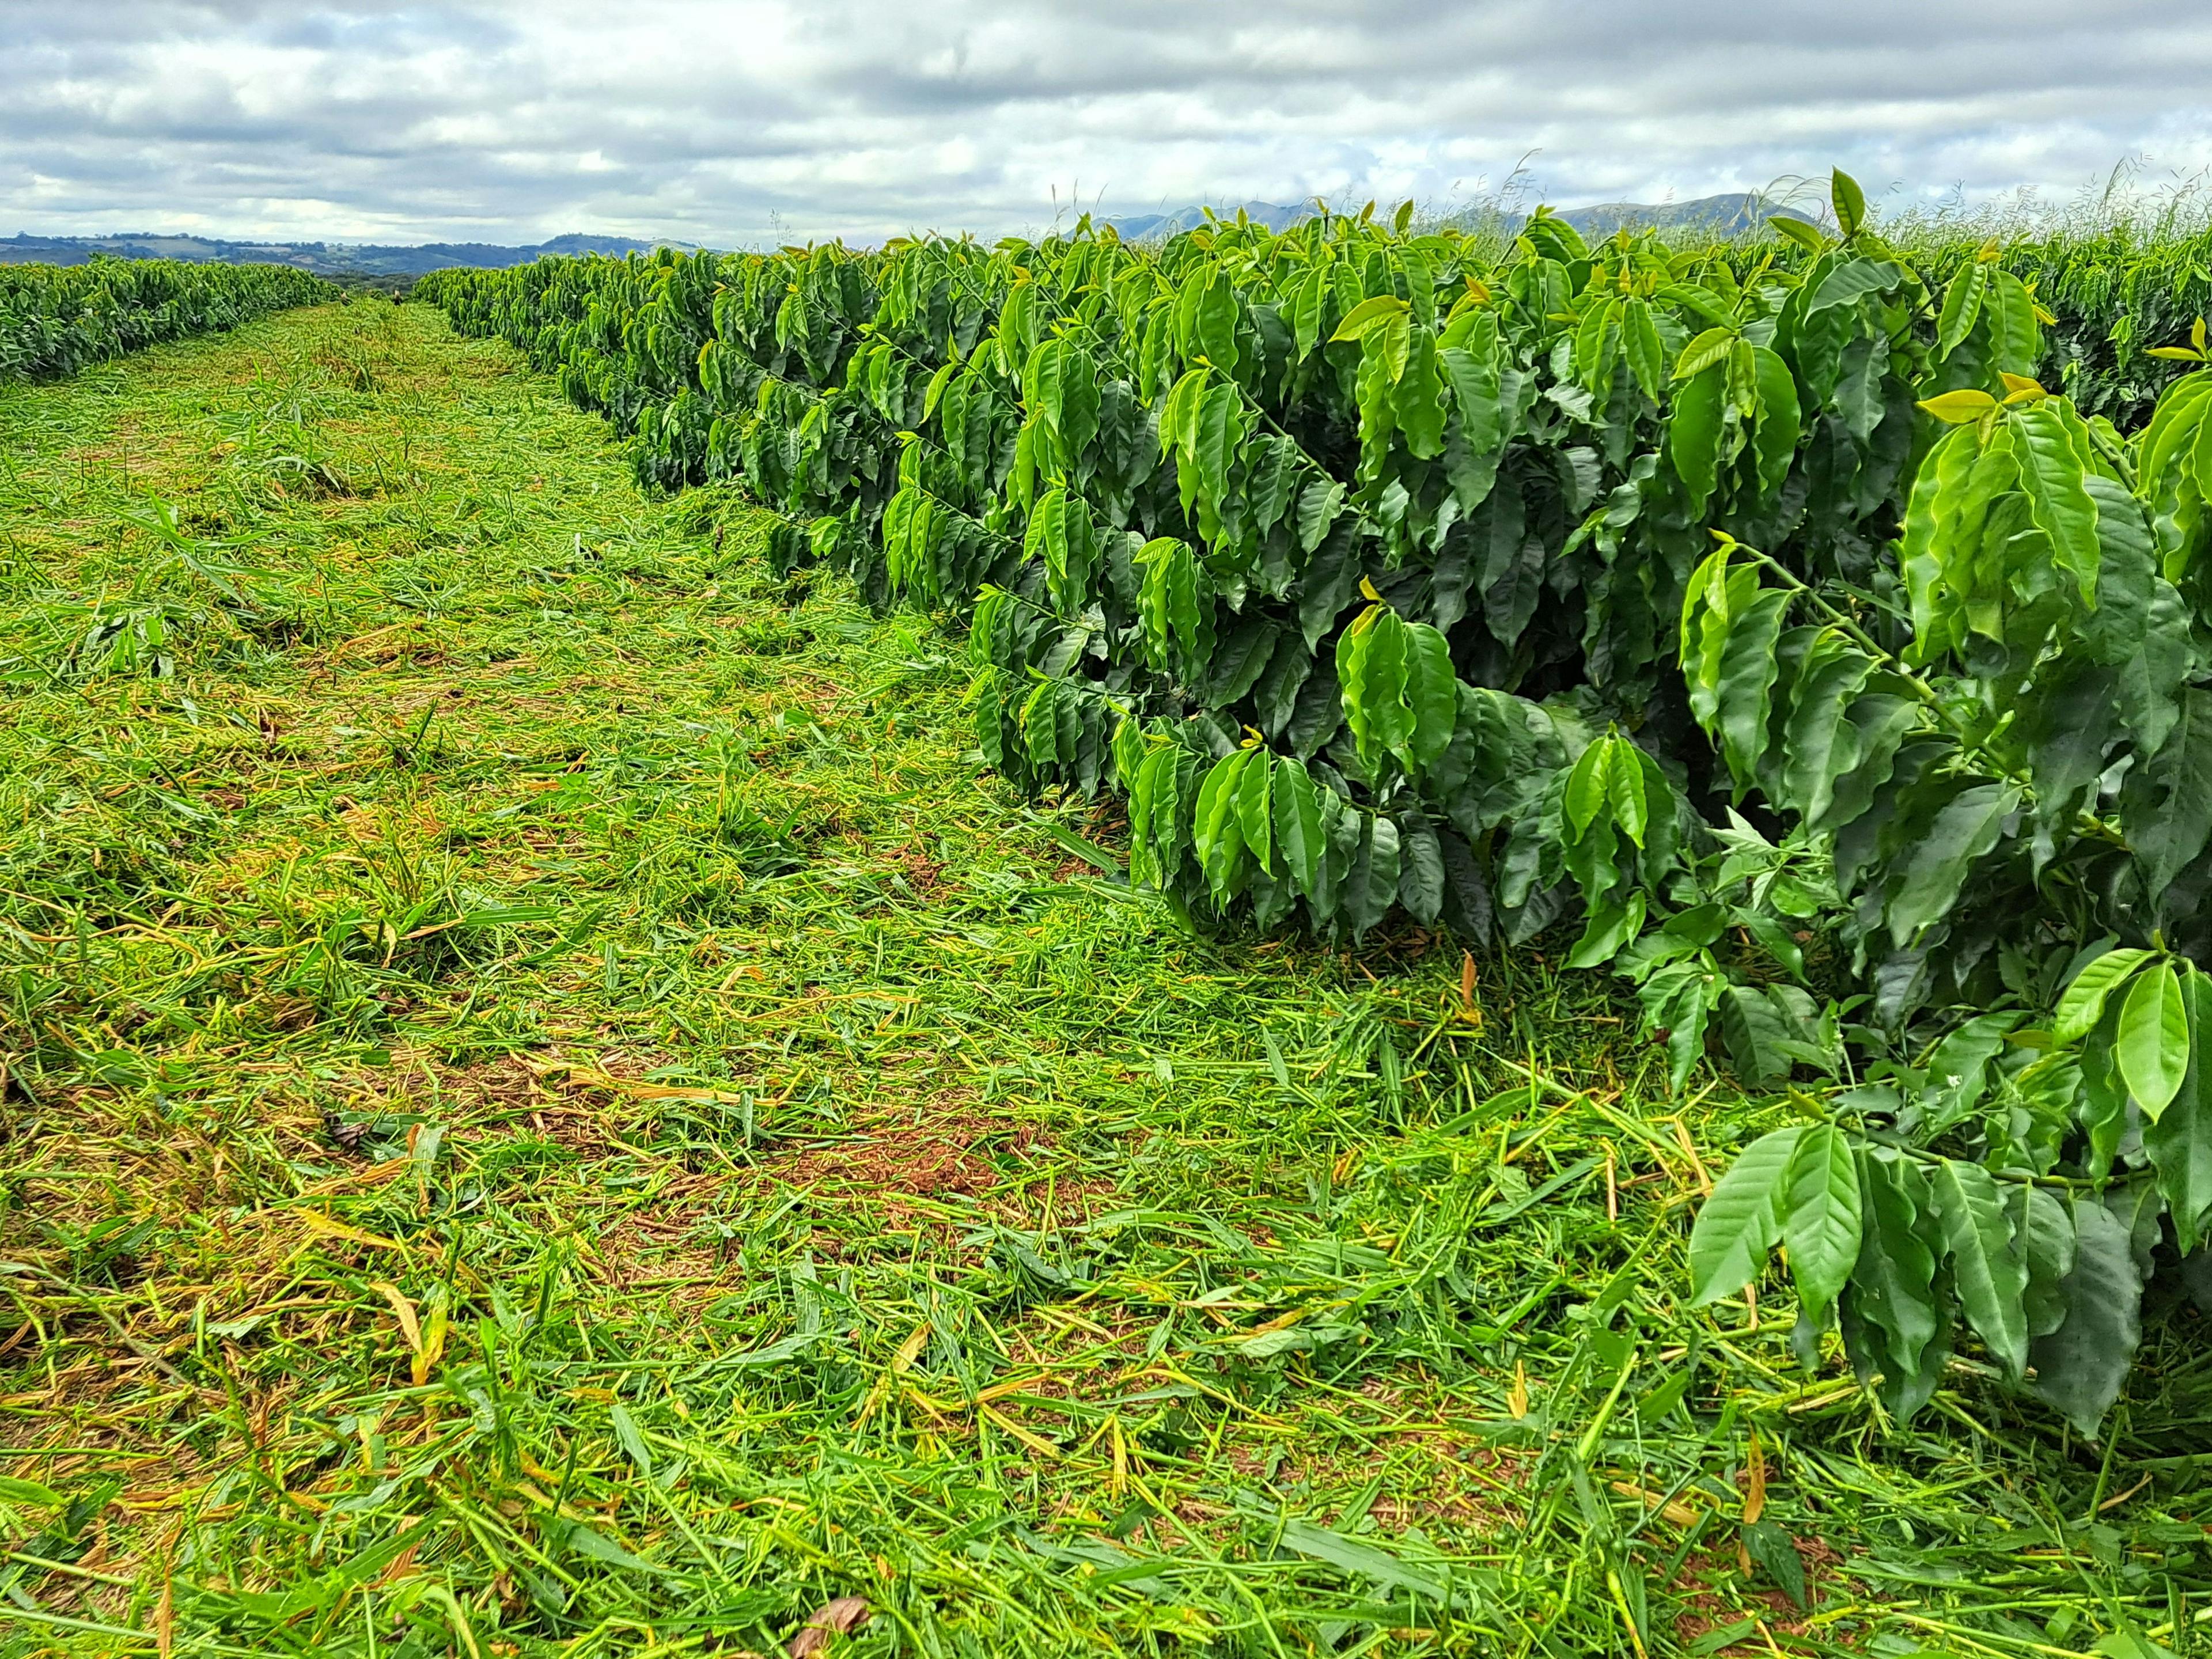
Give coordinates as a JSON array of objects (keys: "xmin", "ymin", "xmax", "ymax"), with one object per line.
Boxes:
[
  {"xmin": 0, "ymin": 258, "xmax": 333, "ymax": 385},
  {"xmin": 1954, "ymin": 223, "xmax": 2212, "ymax": 427},
  {"xmin": 421, "ymin": 174, "xmax": 2212, "ymax": 1436}
]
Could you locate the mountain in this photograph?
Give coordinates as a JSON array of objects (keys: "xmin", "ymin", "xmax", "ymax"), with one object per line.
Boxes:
[
  {"xmin": 0, "ymin": 232, "xmax": 681, "ymax": 279},
  {"xmin": 1104, "ymin": 202, "xmax": 1313, "ymax": 238},
  {"xmin": 1548, "ymin": 192, "xmax": 1820, "ymax": 238},
  {"xmin": 1104, "ymin": 191, "xmax": 1820, "ymax": 241}
]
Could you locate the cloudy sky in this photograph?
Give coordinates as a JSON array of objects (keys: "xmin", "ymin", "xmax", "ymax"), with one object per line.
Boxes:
[{"xmin": 4, "ymin": 0, "xmax": 2210, "ymax": 247}]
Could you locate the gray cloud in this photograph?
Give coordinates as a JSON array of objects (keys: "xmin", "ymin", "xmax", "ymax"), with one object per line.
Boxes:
[{"xmin": 3, "ymin": 0, "xmax": 2208, "ymax": 245}]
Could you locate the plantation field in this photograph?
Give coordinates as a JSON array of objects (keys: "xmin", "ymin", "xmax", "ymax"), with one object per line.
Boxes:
[{"xmin": 4, "ymin": 300, "xmax": 2212, "ymax": 1658}]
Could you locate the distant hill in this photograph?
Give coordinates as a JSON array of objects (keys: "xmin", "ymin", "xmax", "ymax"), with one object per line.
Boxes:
[
  {"xmin": 1105, "ymin": 191, "xmax": 1821, "ymax": 241},
  {"xmin": 0, "ymin": 232, "xmax": 683, "ymax": 278},
  {"xmin": 1548, "ymin": 192, "xmax": 1821, "ymax": 239},
  {"xmin": 1104, "ymin": 202, "xmax": 1313, "ymax": 238}
]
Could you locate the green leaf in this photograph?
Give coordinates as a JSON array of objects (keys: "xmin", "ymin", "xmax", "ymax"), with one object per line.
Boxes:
[
  {"xmin": 1672, "ymin": 325, "xmax": 1737, "ymax": 382},
  {"xmin": 1780, "ymin": 630, "xmax": 1877, "ymax": 823},
  {"xmin": 1713, "ymin": 589, "xmax": 1791, "ymax": 789},
  {"xmin": 1271, "ymin": 756, "xmax": 1327, "ymax": 897},
  {"xmin": 1931, "ymin": 1158, "xmax": 2029, "ymax": 1380},
  {"xmin": 564, "ymin": 1521, "xmax": 670, "ymax": 1574},
  {"xmin": 1235, "ymin": 748, "xmax": 1275, "ymax": 875},
  {"xmin": 1569, "ymin": 888, "xmax": 1646, "ymax": 970},
  {"xmin": 1883, "ymin": 782, "xmax": 2017, "ymax": 948},
  {"xmin": 0, "ymin": 1475, "xmax": 63, "ymax": 1506},
  {"xmin": 2118, "ymin": 959, "xmax": 2189, "ymax": 1120},
  {"xmin": 2146, "ymin": 967, "xmax": 2212, "ymax": 1252},
  {"xmin": 2012, "ymin": 402, "xmax": 2103, "ymax": 605},
  {"xmin": 2026, "ymin": 1199, "xmax": 2142, "ymax": 1437},
  {"xmin": 1718, "ymin": 983, "xmax": 1798, "ymax": 1086},
  {"xmin": 1770, "ymin": 1132, "xmax": 1858, "ymax": 1327},
  {"xmin": 2055, "ymin": 947, "xmax": 2152, "ymax": 1045},
  {"xmin": 1806, "ymin": 257, "xmax": 1906, "ymax": 316},
  {"xmin": 1397, "ymin": 816, "xmax": 1446, "ymax": 924},
  {"xmin": 1277, "ymin": 1518, "xmax": 1449, "ymax": 1600},
  {"xmin": 1688, "ymin": 1126, "xmax": 1804, "ymax": 1304},
  {"xmin": 1936, "ymin": 260, "xmax": 1988, "ymax": 359},
  {"xmin": 1403, "ymin": 623, "xmax": 1458, "ymax": 771},
  {"xmin": 1606, "ymin": 737, "xmax": 1651, "ymax": 849},
  {"xmin": 1623, "ymin": 300, "xmax": 1665, "ymax": 397},
  {"xmin": 1749, "ymin": 346, "xmax": 1801, "ymax": 500},
  {"xmin": 1296, "ymin": 476, "xmax": 1346, "ymax": 554},
  {"xmin": 1850, "ymin": 1149, "xmax": 1939, "ymax": 1384},
  {"xmin": 1194, "ymin": 750, "xmax": 1252, "ymax": 905},
  {"xmin": 2012, "ymin": 1180, "xmax": 2078, "ymax": 1339},
  {"xmin": 1668, "ymin": 364, "xmax": 1726, "ymax": 512},
  {"xmin": 1563, "ymin": 737, "xmax": 1616, "ymax": 838}
]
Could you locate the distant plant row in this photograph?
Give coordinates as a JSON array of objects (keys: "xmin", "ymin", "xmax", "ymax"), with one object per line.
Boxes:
[
  {"xmin": 419, "ymin": 175, "xmax": 2212, "ymax": 1438},
  {"xmin": 0, "ymin": 258, "xmax": 333, "ymax": 385}
]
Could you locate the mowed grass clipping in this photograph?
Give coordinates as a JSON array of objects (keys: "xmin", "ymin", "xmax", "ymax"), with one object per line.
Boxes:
[{"xmin": 2, "ymin": 300, "xmax": 2210, "ymax": 1659}]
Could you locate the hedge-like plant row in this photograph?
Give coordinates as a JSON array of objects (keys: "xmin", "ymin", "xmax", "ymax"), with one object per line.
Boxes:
[
  {"xmin": 0, "ymin": 258, "xmax": 334, "ymax": 384},
  {"xmin": 419, "ymin": 175, "xmax": 2212, "ymax": 1435},
  {"xmin": 1976, "ymin": 224, "xmax": 2212, "ymax": 426}
]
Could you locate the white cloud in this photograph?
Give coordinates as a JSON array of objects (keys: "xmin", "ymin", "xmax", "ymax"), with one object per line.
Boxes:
[{"xmin": 2, "ymin": 0, "xmax": 2208, "ymax": 245}]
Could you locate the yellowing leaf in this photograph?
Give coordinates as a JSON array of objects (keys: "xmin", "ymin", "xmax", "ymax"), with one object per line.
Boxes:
[
  {"xmin": 297, "ymin": 1210, "xmax": 405, "ymax": 1253},
  {"xmin": 1328, "ymin": 294, "xmax": 1410, "ymax": 344},
  {"xmin": 372, "ymin": 1282, "xmax": 424, "ymax": 1357},
  {"xmin": 1916, "ymin": 389, "xmax": 1998, "ymax": 424}
]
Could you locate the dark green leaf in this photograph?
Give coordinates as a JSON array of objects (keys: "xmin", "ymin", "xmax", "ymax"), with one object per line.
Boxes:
[
  {"xmin": 1932, "ymin": 1158, "xmax": 2028, "ymax": 1379},
  {"xmin": 2027, "ymin": 1199, "xmax": 2142, "ymax": 1437}
]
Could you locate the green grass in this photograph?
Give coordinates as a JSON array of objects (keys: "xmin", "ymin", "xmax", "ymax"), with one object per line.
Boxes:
[{"xmin": 3, "ymin": 300, "xmax": 2209, "ymax": 1659}]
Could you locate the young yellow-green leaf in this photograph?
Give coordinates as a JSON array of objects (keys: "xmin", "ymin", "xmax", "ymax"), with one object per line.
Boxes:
[
  {"xmin": 1831, "ymin": 168, "xmax": 1867, "ymax": 238},
  {"xmin": 1918, "ymin": 388, "xmax": 1998, "ymax": 425},
  {"xmin": 1768, "ymin": 216, "xmax": 1825, "ymax": 255},
  {"xmin": 2054, "ymin": 947, "xmax": 2153, "ymax": 1045},
  {"xmin": 1936, "ymin": 260, "xmax": 1988, "ymax": 359},
  {"xmin": 1330, "ymin": 293, "xmax": 1410, "ymax": 344},
  {"xmin": 1673, "ymin": 326, "xmax": 1735, "ymax": 382},
  {"xmin": 2118, "ymin": 959, "xmax": 2190, "ymax": 1120},
  {"xmin": 1781, "ymin": 1124, "xmax": 1862, "ymax": 1321},
  {"xmin": 1689, "ymin": 1126, "xmax": 1804, "ymax": 1304}
]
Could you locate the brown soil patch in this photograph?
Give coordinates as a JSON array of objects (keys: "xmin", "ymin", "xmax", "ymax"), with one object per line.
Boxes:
[{"xmin": 766, "ymin": 1100, "xmax": 1103, "ymax": 1221}]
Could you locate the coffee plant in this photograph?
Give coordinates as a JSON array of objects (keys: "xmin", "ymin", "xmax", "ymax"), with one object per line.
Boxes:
[
  {"xmin": 420, "ymin": 174, "xmax": 2212, "ymax": 1436},
  {"xmin": 0, "ymin": 257, "xmax": 334, "ymax": 385}
]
